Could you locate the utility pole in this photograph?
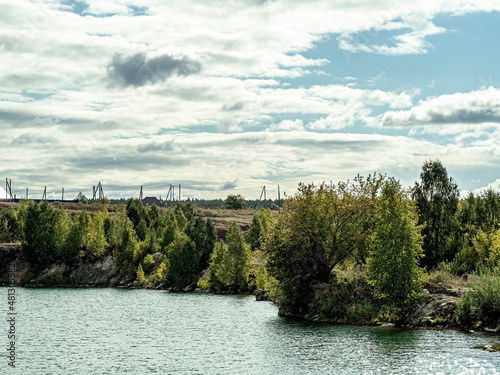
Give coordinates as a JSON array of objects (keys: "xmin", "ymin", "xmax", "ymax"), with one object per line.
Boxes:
[
  {"xmin": 278, "ymin": 185, "xmax": 280, "ymax": 208},
  {"xmin": 139, "ymin": 185, "xmax": 143, "ymax": 200},
  {"xmin": 166, "ymin": 185, "xmax": 172, "ymax": 203},
  {"xmin": 179, "ymin": 184, "xmax": 181, "ymax": 202},
  {"xmin": 5, "ymin": 178, "xmax": 12, "ymax": 201},
  {"xmin": 26, "ymin": 188, "xmax": 28, "ymax": 200},
  {"xmin": 92, "ymin": 182, "xmax": 104, "ymax": 203},
  {"xmin": 42, "ymin": 186, "xmax": 47, "ymax": 200},
  {"xmin": 259, "ymin": 186, "xmax": 267, "ymax": 208},
  {"xmin": 99, "ymin": 182, "xmax": 104, "ymax": 202},
  {"xmin": 62, "ymin": 187, "xmax": 64, "ymax": 201}
]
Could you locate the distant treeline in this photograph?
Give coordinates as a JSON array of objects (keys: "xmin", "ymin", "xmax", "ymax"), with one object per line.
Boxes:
[{"xmin": 105, "ymin": 197, "xmax": 281, "ymax": 209}]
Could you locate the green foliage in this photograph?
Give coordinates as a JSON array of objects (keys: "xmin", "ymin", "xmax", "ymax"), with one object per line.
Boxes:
[
  {"xmin": 142, "ymin": 253, "xmax": 155, "ymax": 273},
  {"xmin": 64, "ymin": 211, "xmax": 93, "ymax": 262},
  {"xmin": 209, "ymin": 241, "xmax": 227, "ymax": 289},
  {"xmin": 308, "ymin": 271, "xmax": 378, "ymax": 323},
  {"xmin": 173, "ymin": 206, "xmax": 187, "ymax": 232},
  {"xmin": 266, "ymin": 176, "xmax": 384, "ymax": 314},
  {"xmin": 144, "ymin": 231, "xmax": 160, "ymax": 255},
  {"xmin": 459, "ymin": 189, "xmax": 500, "ymax": 235},
  {"xmin": 15, "ymin": 200, "xmax": 30, "ymax": 242},
  {"xmin": 21, "ymin": 201, "xmax": 66, "ymax": 264},
  {"xmin": 126, "ymin": 198, "xmax": 149, "ymax": 240},
  {"xmin": 247, "ymin": 208, "xmax": 274, "ymax": 251},
  {"xmin": 456, "ymin": 272, "xmax": 500, "ymax": 329},
  {"xmin": 185, "ymin": 216, "xmax": 217, "ymax": 273},
  {"xmin": 166, "ymin": 233, "xmax": 198, "ymax": 289},
  {"xmin": 0, "ymin": 209, "xmax": 20, "ymax": 242},
  {"xmin": 147, "ymin": 205, "xmax": 164, "ymax": 234},
  {"xmin": 113, "ymin": 225, "xmax": 139, "ymax": 267},
  {"xmin": 136, "ymin": 264, "xmax": 146, "ymax": 285},
  {"xmin": 224, "ymin": 194, "xmax": 246, "ymax": 210},
  {"xmin": 88, "ymin": 210, "xmax": 107, "ymax": 261},
  {"xmin": 224, "ymin": 221, "xmax": 251, "ymax": 288},
  {"xmin": 367, "ymin": 180, "xmax": 424, "ymax": 308},
  {"xmin": 161, "ymin": 215, "xmax": 179, "ymax": 251},
  {"xmin": 413, "ymin": 160, "xmax": 460, "ymax": 268},
  {"xmin": 197, "ymin": 270, "xmax": 211, "ymax": 289},
  {"xmin": 255, "ymin": 264, "xmax": 269, "ymax": 291},
  {"xmin": 437, "ymin": 257, "xmax": 470, "ymax": 276},
  {"xmin": 209, "ymin": 223, "xmax": 251, "ymax": 290},
  {"xmin": 175, "ymin": 202, "xmax": 197, "ymax": 222},
  {"xmin": 53, "ymin": 205, "xmax": 70, "ymax": 258}
]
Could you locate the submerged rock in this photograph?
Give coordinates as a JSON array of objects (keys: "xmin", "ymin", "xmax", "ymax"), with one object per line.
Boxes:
[{"xmin": 471, "ymin": 344, "xmax": 500, "ymax": 352}]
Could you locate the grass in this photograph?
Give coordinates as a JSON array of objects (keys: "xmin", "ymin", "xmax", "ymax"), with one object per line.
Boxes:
[{"xmin": 424, "ymin": 269, "xmax": 469, "ymax": 289}]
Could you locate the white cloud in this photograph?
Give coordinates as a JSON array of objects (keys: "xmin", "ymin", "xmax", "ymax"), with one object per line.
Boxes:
[
  {"xmin": 2, "ymin": 0, "xmax": 500, "ymax": 198},
  {"xmin": 468, "ymin": 179, "xmax": 500, "ymax": 197},
  {"xmin": 380, "ymin": 87, "xmax": 500, "ymax": 128},
  {"xmin": 270, "ymin": 119, "xmax": 304, "ymax": 132}
]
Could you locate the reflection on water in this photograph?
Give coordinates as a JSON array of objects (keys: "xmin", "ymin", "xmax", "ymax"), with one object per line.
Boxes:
[{"xmin": 1, "ymin": 288, "xmax": 499, "ymax": 374}]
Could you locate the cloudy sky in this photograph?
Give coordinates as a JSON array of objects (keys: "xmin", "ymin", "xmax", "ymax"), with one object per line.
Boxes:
[{"xmin": 1, "ymin": 0, "xmax": 500, "ymax": 200}]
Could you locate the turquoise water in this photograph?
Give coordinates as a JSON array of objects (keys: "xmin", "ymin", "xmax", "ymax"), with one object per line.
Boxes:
[{"xmin": 2, "ymin": 288, "xmax": 500, "ymax": 374}]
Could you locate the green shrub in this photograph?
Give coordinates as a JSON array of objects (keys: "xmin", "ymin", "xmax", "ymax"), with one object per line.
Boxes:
[
  {"xmin": 456, "ymin": 273, "xmax": 500, "ymax": 329},
  {"xmin": 438, "ymin": 257, "xmax": 470, "ymax": 276},
  {"xmin": 142, "ymin": 253, "xmax": 155, "ymax": 273}
]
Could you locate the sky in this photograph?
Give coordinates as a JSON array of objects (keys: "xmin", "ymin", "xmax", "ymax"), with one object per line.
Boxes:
[{"xmin": 1, "ymin": 0, "xmax": 500, "ymax": 201}]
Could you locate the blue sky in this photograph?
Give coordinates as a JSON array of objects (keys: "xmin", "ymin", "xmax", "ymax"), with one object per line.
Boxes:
[{"xmin": 1, "ymin": 0, "xmax": 500, "ymax": 200}]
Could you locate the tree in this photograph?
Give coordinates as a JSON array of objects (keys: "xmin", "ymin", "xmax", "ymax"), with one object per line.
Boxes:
[
  {"xmin": 136, "ymin": 264, "xmax": 146, "ymax": 285},
  {"xmin": 247, "ymin": 208, "xmax": 274, "ymax": 251},
  {"xmin": 175, "ymin": 202, "xmax": 197, "ymax": 222},
  {"xmin": 76, "ymin": 191, "xmax": 88, "ymax": 204},
  {"xmin": 185, "ymin": 216, "xmax": 216, "ymax": 273},
  {"xmin": 161, "ymin": 215, "xmax": 179, "ymax": 251},
  {"xmin": 166, "ymin": 233, "xmax": 198, "ymax": 289},
  {"xmin": 212, "ymin": 221, "xmax": 251, "ymax": 289},
  {"xmin": 21, "ymin": 201, "xmax": 62, "ymax": 264},
  {"xmin": 126, "ymin": 198, "xmax": 149, "ymax": 240},
  {"xmin": 412, "ymin": 160, "xmax": 459, "ymax": 268},
  {"xmin": 266, "ymin": 176, "xmax": 384, "ymax": 315},
  {"xmin": 88, "ymin": 210, "xmax": 107, "ymax": 261},
  {"xmin": 173, "ymin": 206, "xmax": 187, "ymax": 232},
  {"xmin": 0, "ymin": 209, "xmax": 20, "ymax": 242},
  {"xmin": 367, "ymin": 180, "xmax": 424, "ymax": 309},
  {"xmin": 224, "ymin": 194, "xmax": 246, "ymax": 210},
  {"xmin": 53, "ymin": 205, "xmax": 70, "ymax": 259},
  {"xmin": 64, "ymin": 211, "xmax": 93, "ymax": 262}
]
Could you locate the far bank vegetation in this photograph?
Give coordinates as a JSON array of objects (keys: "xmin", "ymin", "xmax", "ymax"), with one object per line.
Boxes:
[{"xmin": 1, "ymin": 160, "xmax": 500, "ymax": 331}]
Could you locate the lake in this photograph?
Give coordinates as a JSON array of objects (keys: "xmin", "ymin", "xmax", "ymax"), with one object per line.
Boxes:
[{"xmin": 2, "ymin": 288, "xmax": 500, "ymax": 374}]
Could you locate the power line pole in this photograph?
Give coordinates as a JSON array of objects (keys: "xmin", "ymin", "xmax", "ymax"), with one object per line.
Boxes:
[
  {"xmin": 179, "ymin": 184, "xmax": 181, "ymax": 202},
  {"xmin": 62, "ymin": 187, "xmax": 64, "ymax": 201},
  {"xmin": 26, "ymin": 188, "xmax": 28, "ymax": 200},
  {"xmin": 139, "ymin": 185, "xmax": 143, "ymax": 200},
  {"xmin": 259, "ymin": 186, "xmax": 266, "ymax": 208},
  {"xmin": 42, "ymin": 186, "xmax": 47, "ymax": 200},
  {"xmin": 99, "ymin": 183, "xmax": 104, "ymax": 202},
  {"xmin": 278, "ymin": 185, "xmax": 280, "ymax": 208},
  {"xmin": 5, "ymin": 178, "xmax": 12, "ymax": 201}
]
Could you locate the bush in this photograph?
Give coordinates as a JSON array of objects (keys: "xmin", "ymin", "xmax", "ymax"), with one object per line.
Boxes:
[
  {"xmin": 224, "ymin": 194, "xmax": 246, "ymax": 210},
  {"xmin": 456, "ymin": 272, "xmax": 500, "ymax": 329},
  {"xmin": 142, "ymin": 254, "xmax": 155, "ymax": 273}
]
